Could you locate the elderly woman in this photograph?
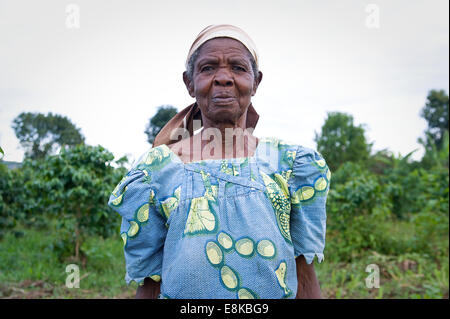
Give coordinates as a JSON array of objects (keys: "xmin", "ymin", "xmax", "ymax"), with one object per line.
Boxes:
[{"xmin": 108, "ymin": 25, "xmax": 330, "ymax": 299}]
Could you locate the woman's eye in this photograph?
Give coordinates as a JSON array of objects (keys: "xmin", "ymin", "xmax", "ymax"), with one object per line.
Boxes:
[
  {"xmin": 201, "ymin": 66, "xmax": 213, "ymax": 72},
  {"xmin": 232, "ymin": 66, "xmax": 246, "ymax": 72}
]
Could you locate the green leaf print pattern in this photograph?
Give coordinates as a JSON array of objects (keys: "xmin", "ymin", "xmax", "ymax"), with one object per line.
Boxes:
[
  {"xmin": 184, "ymin": 197, "xmax": 217, "ymax": 235},
  {"xmin": 110, "ymin": 186, "xmax": 127, "ymax": 207},
  {"xmin": 220, "ymin": 160, "xmax": 240, "ymax": 176},
  {"xmin": 220, "ymin": 265, "xmax": 240, "ymax": 291},
  {"xmin": 205, "ymin": 231, "xmax": 288, "ymax": 298},
  {"xmin": 184, "ymin": 170, "xmax": 219, "ymax": 236},
  {"xmin": 275, "ymin": 260, "xmax": 292, "ymax": 298},
  {"xmin": 291, "ymin": 163, "xmax": 331, "ymax": 206},
  {"xmin": 237, "ymin": 287, "xmax": 258, "ymax": 299},
  {"xmin": 217, "ymin": 231, "xmax": 234, "ymax": 251},
  {"xmin": 112, "ymin": 175, "xmax": 127, "ymax": 197},
  {"xmin": 161, "ymin": 186, "xmax": 181, "ymax": 219},
  {"xmin": 256, "ymin": 239, "xmax": 276, "ymax": 259},
  {"xmin": 235, "ymin": 237, "xmax": 255, "ymax": 258},
  {"xmin": 200, "ymin": 171, "xmax": 218, "ymax": 202},
  {"xmin": 260, "ymin": 171, "xmax": 292, "ymax": 244},
  {"xmin": 116, "ymin": 185, "xmax": 158, "ymax": 246},
  {"xmin": 135, "ymin": 203, "xmax": 149, "ymax": 223},
  {"xmin": 205, "ymin": 241, "xmax": 224, "ymax": 267},
  {"xmin": 136, "ymin": 145, "xmax": 172, "ymax": 172}
]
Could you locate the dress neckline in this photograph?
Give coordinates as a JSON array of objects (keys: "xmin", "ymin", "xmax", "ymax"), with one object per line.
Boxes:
[{"xmin": 161, "ymin": 137, "xmax": 261, "ymax": 166}]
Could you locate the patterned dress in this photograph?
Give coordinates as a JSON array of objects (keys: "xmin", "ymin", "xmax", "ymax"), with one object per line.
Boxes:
[{"xmin": 108, "ymin": 137, "xmax": 330, "ymax": 299}]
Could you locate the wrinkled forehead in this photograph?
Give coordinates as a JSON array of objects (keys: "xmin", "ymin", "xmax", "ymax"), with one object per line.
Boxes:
[{"xmin": 195, "ymin": 37, "xmax": 253, "ymax": 60}]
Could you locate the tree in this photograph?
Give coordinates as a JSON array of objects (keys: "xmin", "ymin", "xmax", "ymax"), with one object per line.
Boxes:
[
  {"xmin": 26, "ymin": 144, "xmax": 126, "ymax": 261},
  {"xmin": 419, "ymin": 129, "xmax": 449, "ymax": 170},
  {"xmin": 144, "ymin": 105, "xmax": 178, "ymax": 144},
  {"xmin": 0, "ymin": 163, "xmax": 18, "ymax": 239},
  {"xmin": 12, "ymin": 112, "xmax": 85, "ymax": 159},
  {"xmin": 315, "ymin": 112, "xmax": 372, "ymax": 172},
  {"xmin": 419, "ymin": 89, "xmax": 449, "ymax": 151}
]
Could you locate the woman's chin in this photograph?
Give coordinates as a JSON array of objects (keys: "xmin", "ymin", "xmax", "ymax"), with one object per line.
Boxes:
[{"xmin": 213, "ymin": 108, "xmax": 242, "ymax": 119}]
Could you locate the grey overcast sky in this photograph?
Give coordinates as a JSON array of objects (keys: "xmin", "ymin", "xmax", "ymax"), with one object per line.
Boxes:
[{"xmin": 0, "ymin": 0, "xmax": 448, "ymax": 163}]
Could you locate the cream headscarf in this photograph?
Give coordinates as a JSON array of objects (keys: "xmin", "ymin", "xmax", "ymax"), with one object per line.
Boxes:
[
  {"xmin": 153, "ymin": 24, "xmax": 260, "ymax": 148},
  {"xmin": 185, "ymin": 24, "xmax": 259, "ymax": 69}
]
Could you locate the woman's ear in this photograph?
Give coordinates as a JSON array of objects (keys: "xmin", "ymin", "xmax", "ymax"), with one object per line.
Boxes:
[
  {"xmin": 251, "ymin": 71, "xmax": 263, "ymax": 96},
  {"xmin": 183, "ymin": 71, "xmax": 195, "ymax": 98}
]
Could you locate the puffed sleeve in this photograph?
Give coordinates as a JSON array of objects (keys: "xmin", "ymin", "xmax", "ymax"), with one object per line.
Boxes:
[
  {"xmin": 288, "ymin": 146, "xmax": 331, "ymax": 264},
  {"xmin": 108, "ymin": 167, "xmax": 167, "ymax": 285}
]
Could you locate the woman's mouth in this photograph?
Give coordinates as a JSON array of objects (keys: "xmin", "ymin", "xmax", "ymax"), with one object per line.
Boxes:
[
  {"xmin": 212, "ymin": 97, "xmax": 236, "ymax": 105},
  {"xmin": 212, "ymin": 94, "xmax": 236, "ymax": 106}
]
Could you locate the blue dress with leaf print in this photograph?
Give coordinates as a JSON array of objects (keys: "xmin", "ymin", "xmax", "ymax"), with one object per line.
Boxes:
[{"xmin": 108, "ymin": 137, "xmax": 330, "ymax": 299}]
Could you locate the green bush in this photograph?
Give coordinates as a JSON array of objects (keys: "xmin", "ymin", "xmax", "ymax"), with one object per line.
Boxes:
[
  {"xmin": 0, "ymin": 164, "xmax": 17, "ymax": 239},
  {"xmin": 326, "ymin": 163, "xmax": 394, "ymax": 261},
  {"xmin": 3, "ymin": 145, "xmax": 127, "ymax": 262},
  {"xmin": 325, "ymin": 153, "xmax": 449, "ymax": 261}
]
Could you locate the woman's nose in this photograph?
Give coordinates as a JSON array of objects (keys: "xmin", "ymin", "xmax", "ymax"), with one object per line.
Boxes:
[{"xmin": 214, "ymin": 67, "xmax": 233, "ymax": 87}]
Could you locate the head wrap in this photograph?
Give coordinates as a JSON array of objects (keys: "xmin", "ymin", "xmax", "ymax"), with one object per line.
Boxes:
[
  {"xmin": 153, "ymin": 24, "xmax": 260, "ymax": 148},
  {"xmin": 185, "ymin": 24, "xmax": 259, "ymax": 69}
]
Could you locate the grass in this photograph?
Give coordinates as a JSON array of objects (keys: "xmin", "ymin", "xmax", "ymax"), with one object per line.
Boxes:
[
  {"xmin": 0, "ymin": 219, "xmax": 448, "ymax": 299},
  {"xmin": 0, "ymin": 226, "xmax": 136, "ymax": 298},
  {"xmin": 315, "ymin": 251, "xmax": 448, "ymax": 299},
  {"xmin": 316, "ymin": 219, "xmax": 449, "ymax": 299}
]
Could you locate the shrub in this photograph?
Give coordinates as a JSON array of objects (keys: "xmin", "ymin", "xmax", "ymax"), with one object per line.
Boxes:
[{"xmin": 21, "ymin": 145, "xmax": 126, "ymax": 261}]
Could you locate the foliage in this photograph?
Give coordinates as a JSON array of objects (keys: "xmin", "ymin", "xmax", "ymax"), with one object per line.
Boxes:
[
  {"xmin": 12, "ymin": 112, "xmax": 85, "ymax": 160},
  {"xmin": 0, "ymin": 159, "xmax": 39, "ymax": 238},
  {"xmin": 325, "ymin": 112, "xmax": 448, "ymax": 259},
  {"xmin": 0, "ymin": 164, "xmax": 17, "ymax": 239},
  {"xmin": 420, "ymin": 129, "xmax": 449, "ymax": 170},
  {"xmin": 144, "ymin": 105, "xmax": 178, "ymax": 145},
  {"xmin": 0, "ymin": 227, "xmax": 135, "ymax": 298},
  {"xmin": 1, "ymin": 90, "xmax": 448, "ymax": 298},
  {"xmin": 19, "ymin": 144, "xmax": 126, "ymax": 261},
  {"xmin": 326, "ymin": 162, "xmax": 393, "ymax": 260},
  {"xmin": 315, "ymin": 112, "xmax": 372, "ymax": 172},
  {"xmin": 419, "ymin": 89, "xmax": 449, "ymax": 151},
  {"xmin": 316, "ymin": 249, "xmax": 448, "ymax": 298}
]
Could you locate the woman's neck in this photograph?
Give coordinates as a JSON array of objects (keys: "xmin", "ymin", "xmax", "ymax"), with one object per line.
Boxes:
[
  {"xmin": 198, "ymin": 127, "xmax": 257, "ymax": 160},
  {"xmin": 169, "ymin": 127, "xmax": 258, "ymax": 164}
]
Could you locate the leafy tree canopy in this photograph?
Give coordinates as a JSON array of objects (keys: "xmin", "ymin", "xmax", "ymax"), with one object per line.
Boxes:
[
  {"xmin": 419, "ymin": 89, "xmax": 449, "ymax": 151},
  {"xmin": 315, "ymin": 112, "xmax": 372, "ymax": 172},
  {"xmin": 144, "ymin": 105, "xmax": 178, "ymax": 145},
  {"xmin": 12, "ymin": 112, "xmax": 85, "ymax": 160},
  {"xmin": 24, "ymin": 144, "xmax": 126, "ymax": 259}
]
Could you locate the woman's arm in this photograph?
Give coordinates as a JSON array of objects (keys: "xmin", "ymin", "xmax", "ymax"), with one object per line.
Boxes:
[
  {"xmin": 135, "ymin": 277, "xmax": 161, "ymax": 299},
  {"xmin": 295, "ymin": 255, "xmax": 322, "ymax": 299}
]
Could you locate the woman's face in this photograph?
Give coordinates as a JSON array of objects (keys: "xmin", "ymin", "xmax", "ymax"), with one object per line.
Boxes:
[{"xmin": 183, "ymin": 38, "xmax": 262, "ymax": 128}]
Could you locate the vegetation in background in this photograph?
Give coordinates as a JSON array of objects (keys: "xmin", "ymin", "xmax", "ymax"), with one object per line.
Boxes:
[
  {"xmin": 11, "ymin": 112, "xmax": 85, "ymax": 160},
  {"xmin": 0, "ymin": 90, "xmax": 448, "ymax": 298},
  {"xmin": 419, "ymin": 89, "xmax": 449, "ymax": 152},
  {"xmin": 144, "ymin": 105, "xmax": 178, "ymax": 145},
  {"xmin": 315, "ymin": 112, "xmax": 372, "ymax": 172},
  {"xmin": 23, "ymin": 145, "xmax": 127, "ymax": 262}
]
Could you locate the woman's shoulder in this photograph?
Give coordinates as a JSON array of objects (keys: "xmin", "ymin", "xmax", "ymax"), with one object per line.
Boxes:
[
  {"xmin": 131, "ymin": 144, "xmax": 182, "ymax": 171},
  {"xmin": 257, "ymin": 136, "xmax": 320, "ymax": 159},
  {"xmin": 118, "ymin": 144, "xmax": 185, "ymax": 202},
  {"xmin": 256, "ymin": 136, "xmax": 327, "ymax": 172}
]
